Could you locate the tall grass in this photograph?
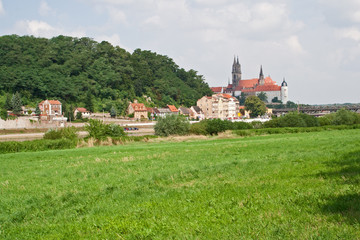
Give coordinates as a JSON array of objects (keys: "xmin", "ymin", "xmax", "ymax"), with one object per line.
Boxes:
[{"xmin": 0, "ymin": 129, "xmax": 359, "ymax": 239}]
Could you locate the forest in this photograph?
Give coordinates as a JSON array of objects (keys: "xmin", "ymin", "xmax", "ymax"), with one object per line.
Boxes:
[{"xmin": 0, "ymin": 35, "xmax": 212, "ymax": 115}]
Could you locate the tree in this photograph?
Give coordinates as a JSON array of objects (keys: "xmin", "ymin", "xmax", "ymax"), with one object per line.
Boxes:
[
  {"xmin": 286, "ymin": 101, "xmax": 297, "ymax": 108},
  {"xmin": 272, "ymin": 97, "xmax": 281, "ymax": 103},
  {"xmin": 110, "ymin": 106, "xmax": 117, "ymax": 118},
  {"xmin": 35, "ymin": 105, "xmax": 41, "ymax": 115},
  {"xmin": 245, "ymin": 95, "xmax": 266, "ymax": 118},
  {"xmin": 76, "ymin": 111, "xmax": 83, "ymax": 120},
  {"xmin": 0, "ymin": 108, "xmax": 7, "ymax": 120},
  {"xmin": 154, "ymin": 114, "xmax": 190, "ymax": 136},
  {"xmin": 11, "ymin": 92, "xmax": 22, "ymax": 114},
  {"xmin": 257, "ymin": 92, "xmax": 268, "ymax": 102},
  {"xmin": 4, "ymin": 94, "xmax": 12, "ymax": 110},
  {"xmin": 239, "ymin": 92, "xmax": 246, "ymax": 105},
  {"xmin": 85, "ymin": 91, "xmax": 94, "ymax": 113}
]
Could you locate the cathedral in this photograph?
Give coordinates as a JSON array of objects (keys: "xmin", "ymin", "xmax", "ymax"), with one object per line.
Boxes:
[{"xmin": 211, "ymin": 57, "xmax": 288, "ymax": 104}]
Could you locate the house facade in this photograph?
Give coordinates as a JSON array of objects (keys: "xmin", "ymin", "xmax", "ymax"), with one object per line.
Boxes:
[
  {"xmin": 74, "ymin": 107, "xmax": 91, "ymax": 118},
  {"xmin": 127, "ymin": 103, "xmax": 148, "ymax": 120},
  {"xmin": 39, "ymin": 100, "xmax": 63, "ymax": 121},
  {"xmin": 197, "ymin": 93, "xmax": 240, "ymax": 120}
]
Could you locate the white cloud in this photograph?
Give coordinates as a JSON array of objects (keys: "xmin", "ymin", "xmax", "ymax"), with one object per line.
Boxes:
[
  {"xmin": 285, "ymin": 35, "xmax": 306, "ymax": 54},
  {"xmin": 337, "ymin": 27, "xmax": 360, "ymax": 42},
  {"xmin": 143, "ymin": 15, "xmax": 162, "ymax": 27},
  {"xmin": 0, "ymin": 0, "xmax": 5, "ymax": 16},
  {"xmin": 39, "ymin": 1, "xmax": 52, "ymax": 16},
  {"xmin": 107, "ymin": 8, "xmax": 127, "ymax": 23},
  {"xmin": 94, "ymin": 33, "xmax": 131, "ymax": 51},
  {"xmin": 14, "ymin": 20, "xmax": 86, "ymax": 38}
]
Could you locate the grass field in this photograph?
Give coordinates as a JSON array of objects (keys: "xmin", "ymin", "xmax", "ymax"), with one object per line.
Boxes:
[{"xmin": 1, "ymin": 129, "xmax": 360, "ymax": 239}]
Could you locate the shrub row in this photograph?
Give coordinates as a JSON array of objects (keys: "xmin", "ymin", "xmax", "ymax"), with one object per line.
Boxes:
[
  {"xmin": 43, "ymin": 127, "xmax": 78, "ymax": 140},
  {"xmin": 189, "ymin": 119, "xmax": 253, "ymax": 135},
  {"xmin": 154, "ymin": 115, "xmax": 190, "ymax": 137},
  {"xmin": 0, "ymin": 138, "xmax": 77, "ymax": 154},
  {"xmin": 234, "ymin": 124, "xmax": 360, "ymax": 137},
  {"xmin": 85, "ymin": 119, "xmax": 126, "ymax": 140}
]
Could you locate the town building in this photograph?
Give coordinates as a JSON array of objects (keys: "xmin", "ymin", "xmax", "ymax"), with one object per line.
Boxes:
[
  {"xmin": 167, "ymin": 105, "xmax": 179, "ymax": 114},
  {"xmin": 127, "ymin": 102, "xmax": 148, "ymax": 120},
  {"xmin": 39, "ymin": 100, "xmax": 64, "ymax": 121},
  {"xmin": 197, "ymin": 93, "xmax": 240, "ymax": 120},
  {"xmin": 74, "ymin": 107, "xmax": 91, "ymax": 118},
  {"xmin": 211, "ymin": 57, "xmax": 288, "ymax": 103},
  {"xmin": 189, "ymin": 106, "xmax": 204, "ymax": 120}
]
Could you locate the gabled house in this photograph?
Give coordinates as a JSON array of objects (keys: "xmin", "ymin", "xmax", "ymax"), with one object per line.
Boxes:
[
  {"xmin": 190, "ymin": 106, "xmax": 204, "ymax": 120},
  {"xmin": 167, "ymin": 105, "xmax": 179, "ymax": 114},
  {"xmin": 39, "ymin": 100, "xmax": 63, "ymax": 121},
  {"xmin": 179, "ymin": 107, "xmax": 190, "ymax": 117},
  {"xmin": 74, "ymin": 107, "xmax": 91, "ymax": 118},
  {"xmin": 127, "ymin": 102, "xmax": 148, "ymax": 120},
  {"xmin": 155, "ymin": 108, "xmax": 172, "ymax": 118}
]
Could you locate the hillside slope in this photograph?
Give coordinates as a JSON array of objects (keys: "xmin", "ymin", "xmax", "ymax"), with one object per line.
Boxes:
[{"xmin": 0, "ymin": 35, "xmax": 212, "ymax": 114}]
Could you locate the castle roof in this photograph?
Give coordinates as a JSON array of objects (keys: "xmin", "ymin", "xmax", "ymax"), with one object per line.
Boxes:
[
  {"xmin": 242, "ymin": 85, "xmax": 281, "ymax": 92},
  {"xmin": 211, "ymin": 87, "xmax": 223, "ymax": 93}
]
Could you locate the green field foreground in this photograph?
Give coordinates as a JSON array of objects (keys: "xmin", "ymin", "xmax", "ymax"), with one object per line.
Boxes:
[{"xmin": 1, "ymin": 130, "xmax": 360, "ymax": 239}]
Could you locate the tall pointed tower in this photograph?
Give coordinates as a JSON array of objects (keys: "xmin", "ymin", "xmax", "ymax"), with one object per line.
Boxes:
[
  {"xmin": 232, "ymin": 56, "xmax": 242, "ymax": 90},
  {"xmin": 258, "ymin": 65, "xmax": 265, "ymax": 86},
  {"xmin": 281, "ymin": 78, "xmax": 288, "ymax": 103}
]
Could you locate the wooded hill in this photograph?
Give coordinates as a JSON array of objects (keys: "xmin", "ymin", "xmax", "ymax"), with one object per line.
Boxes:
[{"xmin": 0, "ymin": 35, "xmax": 212, "ymax": 114}]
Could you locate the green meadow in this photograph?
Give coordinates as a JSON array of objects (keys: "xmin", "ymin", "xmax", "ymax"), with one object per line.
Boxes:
[{"xmin": 1, "ymin": 129, "xmax": 359, "ymax": 239}]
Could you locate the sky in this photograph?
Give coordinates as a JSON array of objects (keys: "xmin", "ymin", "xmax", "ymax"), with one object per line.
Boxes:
[{"xmin": 1, "ymin": 0, "xmax": 360, "ymax": 104}]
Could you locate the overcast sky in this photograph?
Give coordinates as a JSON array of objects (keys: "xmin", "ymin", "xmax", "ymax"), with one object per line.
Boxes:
[{"xmin": 1, "ymin": 0, "xmax": 360, "ymax": 104}]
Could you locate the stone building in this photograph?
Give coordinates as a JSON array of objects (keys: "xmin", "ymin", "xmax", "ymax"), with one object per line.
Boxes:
[
  {"xmin": 197, "ymin": 93, "xmax": 240, "ymax": 120},
  {"xmin": 211, "ymin": 57, "xmax": 288, "ymax": 104}
]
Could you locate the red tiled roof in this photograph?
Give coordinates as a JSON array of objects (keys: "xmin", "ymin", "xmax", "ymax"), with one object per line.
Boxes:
[
  {"xmin": 39, "ymin": 100, "xmax": 61, "ymax": 105},
  {"xmin": 76, "ymin": 107, "xmax": 88, "ymax": 113},
  {"xmin": 216, "ymin": 93, "xmax": 233, "ymax": 99},
  {"xmin": 241, "ymin": 88, "xmax": 256, "ymax": 93},
  {"xmin": 211, "ymin": 87, "xmax": 223, "ymax": 93},
  {"xmin": 131, "ymin": 103, "xmax": 147, "ymax": 111},
  {"xmin": 238, "ymin": 78, "xmax": 259, "ymax": 89},
  {"xmin": 167, "ymin": 105, "xmax": 178, "ymax": 112},
  {"xmin": 48, "ymin": 100, "xmax": 61, "ymax": 105},
  {"xmin": 264, "ymin": 76, "xmax": 276, "ymax": 85},
  {"xmin": 255, "ymin": 85, "xmax": 281, "ymax": 92}
]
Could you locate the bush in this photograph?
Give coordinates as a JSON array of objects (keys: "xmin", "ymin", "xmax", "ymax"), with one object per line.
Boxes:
[
  {"xmin": 318, "ymin": 116, "xmax": 332, "ymax": 126},
  {"xmin": 204, "ymin": 119, "xmax": 229, "ymax": 135},
  {"xmin": 43, "ymin": 127, "xmax": 78, "ymax": 141},
  {"xmin": 0, "ymin": 139, "xmax": 77, "ymax": 154},
  {"xmin": 190, "ymin": 119, "xmax": 253, "ymax": 135},
  {"xmin": 232, "ymin": 121, "xmax": 253, "ymax": 130},
  {"xmin": 333, "ymin": 109, "xmax": 360, "ymax": 125},
  {"xmin": 85, "ymin": 119, "xmax": 126, "ymax": 140},
  {"xmin": 264, "ymin": 112, "xmax": 319, "ymax": 128},
  {"xmin": 154, "ymin": 115, "xmax": 190, "ymax": 137},
  {"xmin": 189, "ymin": 122, "xmax": 208, "ymax": 135}
]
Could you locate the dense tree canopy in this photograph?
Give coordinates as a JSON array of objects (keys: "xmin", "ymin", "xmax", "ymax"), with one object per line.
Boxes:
[
  {"xmin": 0, "ymin": 35, "xmax": 212, "ymax": 113},
  {"xmin": 245, "ymin": 95, "xmax": 266, "ymax": 118}
]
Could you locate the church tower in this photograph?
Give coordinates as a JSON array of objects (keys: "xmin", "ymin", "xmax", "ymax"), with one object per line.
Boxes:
[
  {"xmin": 281, "ymin": 78, "xmax": 288, "ymax": 104},
  {"xmin": 258, "ymin": 65, "xmax": 265, "ymax": 86},
  {"xmin": 232, "ymin": 56, "xmax": 242, "ymax": 90}
]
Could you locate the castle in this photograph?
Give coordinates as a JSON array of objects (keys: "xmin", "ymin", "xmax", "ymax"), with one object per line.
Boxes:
[{"xmin": 211, "ymin": 57, "xmax": 288, "ymax": 104}]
